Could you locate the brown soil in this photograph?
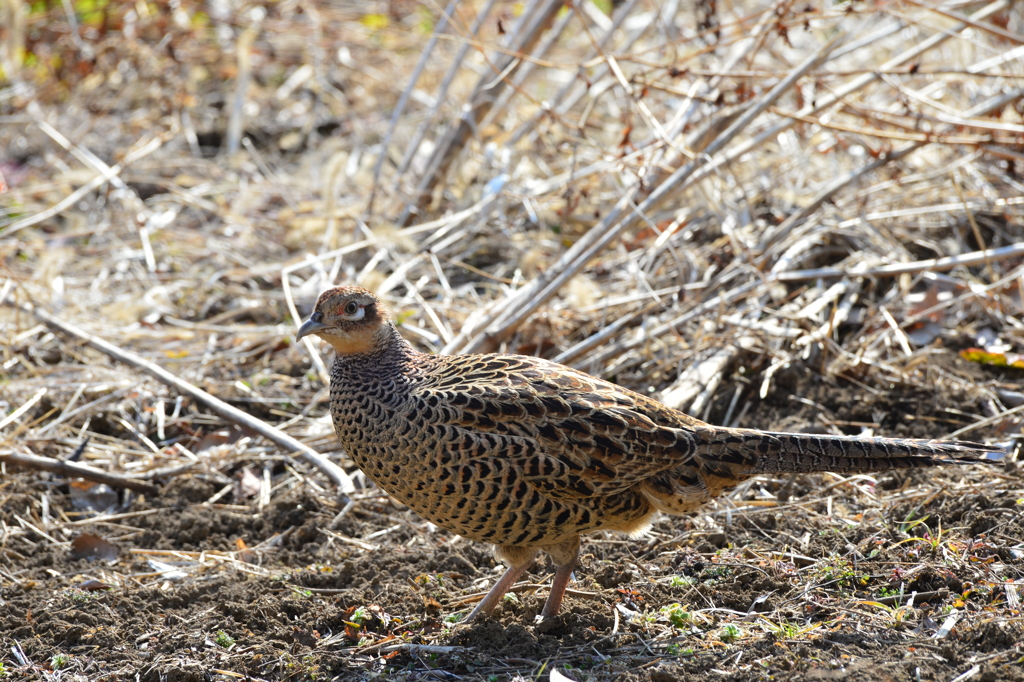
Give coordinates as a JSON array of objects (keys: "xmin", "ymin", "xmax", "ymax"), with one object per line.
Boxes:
[
  {"xmin": 3, "ymin": 358, "xmax": 1022, "ymax": 682},
  {"xmin": 2, "ymin": 2, "xmax": 1023, "ymax": 680}
]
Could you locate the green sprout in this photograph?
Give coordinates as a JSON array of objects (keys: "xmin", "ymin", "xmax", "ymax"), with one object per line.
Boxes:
[
  {"xmin": 719, "ymin": 623, "xmax": 742, "ymax": 643},
  {"xmin": 213, "ymin": 630, "xmax": 235, "ymax": 648}
]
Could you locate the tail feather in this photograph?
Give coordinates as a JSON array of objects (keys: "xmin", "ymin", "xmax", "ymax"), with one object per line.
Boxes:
[{"xmin": 695, "ymin": 427, "xmax": 1002, "ymax": 475}]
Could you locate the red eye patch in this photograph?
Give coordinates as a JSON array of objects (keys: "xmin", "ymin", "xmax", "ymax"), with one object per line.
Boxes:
[{"xmin": 335, "ymin": 303, "xmax": 362, "ymax": 315}]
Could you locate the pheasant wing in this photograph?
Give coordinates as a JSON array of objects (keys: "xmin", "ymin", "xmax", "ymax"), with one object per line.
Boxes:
[{"xmin": 412, "ymin": 354, "xmax": 704, "ymax": 499}]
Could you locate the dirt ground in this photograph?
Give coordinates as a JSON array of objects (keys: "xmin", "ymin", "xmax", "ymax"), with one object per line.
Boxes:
[
  {"xmin": 3, "ymin": 356, "xmax": 1023, "ymax": 682},
  {"xmin": 3, "ymin": 0, "xmax": 1024, "ymax": 679}
]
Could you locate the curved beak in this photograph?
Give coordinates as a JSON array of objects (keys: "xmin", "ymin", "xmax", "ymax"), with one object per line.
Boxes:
[{"xmin": 296, "ymin": 317, "xmax": 328, "ymax": 342}]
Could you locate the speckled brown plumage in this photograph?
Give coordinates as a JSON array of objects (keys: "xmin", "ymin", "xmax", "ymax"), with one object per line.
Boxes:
[{"xmin": 296, "ymin": 286, "xmax": 1000, "ymax": 621}]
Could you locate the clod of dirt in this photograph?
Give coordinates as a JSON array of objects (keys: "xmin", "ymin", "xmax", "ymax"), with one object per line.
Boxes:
[{"xmin": 594, "ymin": 564, "xmax": 633, "ymax": 588}]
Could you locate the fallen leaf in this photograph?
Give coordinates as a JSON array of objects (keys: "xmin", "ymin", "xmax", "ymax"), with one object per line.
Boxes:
[
  {"xmin": 70, "ymin": 533, "xmax": 119, "ymax": 561},
  {"xmin": 234, "ymin": 467, "xmax": 263, "ymax": 499},
  {"xmin": 236, "ymin": 538, "xmax": 255, "ymax": 564},
  {"xmin": 960, "ymin": 348, "xmax": 1024, "ymax": 369}
]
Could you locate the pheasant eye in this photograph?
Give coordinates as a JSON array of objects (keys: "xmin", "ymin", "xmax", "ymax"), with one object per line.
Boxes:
[{"xmin": 344, "ymin": 301, "xmax": 359, "ymax": 315}]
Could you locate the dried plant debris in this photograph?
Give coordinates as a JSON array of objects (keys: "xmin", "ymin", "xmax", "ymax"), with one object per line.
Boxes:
[{"xmin": 1, "ymin": 0, "xmax": 1023, "ymax": 680}]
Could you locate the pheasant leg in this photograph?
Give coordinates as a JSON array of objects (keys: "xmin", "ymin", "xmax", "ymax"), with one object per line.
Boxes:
[
  {"xmin": 540, "ymin": 537, "xmax": 581, "ymax": 619},
  {"xmin": 540, "ymin": 560, "xmax": 576, "ymax": 619},
  {"xmin": 464, "ymin": 556, "xmax": 534, "ymax": 622}
]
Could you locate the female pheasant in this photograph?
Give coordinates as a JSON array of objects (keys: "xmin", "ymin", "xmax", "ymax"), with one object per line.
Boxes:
[{"xmin": 296, "ymin": 286, "xmax": 999, "ymax": 622}]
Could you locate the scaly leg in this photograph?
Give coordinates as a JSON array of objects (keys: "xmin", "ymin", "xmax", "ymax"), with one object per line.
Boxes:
[
  {"xmin": 540, "ymin": 560, "xmax": 576, "ymax": 619},
  {"xmin": 540, "ymin": 536, "xmax": 581, "ymax": 620},
  {"xmin": 464, "ymin": 546, "xmax": 536, "ymax": 622}
]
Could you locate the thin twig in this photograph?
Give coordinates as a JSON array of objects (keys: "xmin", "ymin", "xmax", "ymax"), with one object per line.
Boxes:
[
  {"xmin": 454, "ymin": 29, "xmax": 847, "ymax": 354},
  {"xmin": 0, "ymin": 387, "xmax": 47, "ymax": 432},
  {"xmin": 7, "ymin": 298, "xmax": 356, "ymax": 493},
  {"xmin": 773, "ymin": 242, "xmax": 1024, "ymax": 283},
  {"xmin": 3, "ymin": 134, "xmax": 165, "ymax": 235},
  {"xmin": 367, "ymin": 0, "xmax": 459, "ymax": 216},
  {"xmin": 0, "ymin": 449, "xmax": 158, "ymax": 495}
]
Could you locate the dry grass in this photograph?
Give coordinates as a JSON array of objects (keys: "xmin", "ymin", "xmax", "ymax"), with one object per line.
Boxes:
[{"xmin": 1, "ymin": 0, "xmax": 1024, "ymax": 679}]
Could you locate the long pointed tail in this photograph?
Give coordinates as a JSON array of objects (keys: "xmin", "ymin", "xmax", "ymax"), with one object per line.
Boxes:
[{"xmin": 694, "ymin": 426, "xmax": 1003, "ymax": 475}]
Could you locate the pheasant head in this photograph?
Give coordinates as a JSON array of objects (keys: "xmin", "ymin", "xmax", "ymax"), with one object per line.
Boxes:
[{"xmin": 295, "ymin": 286, "xmax": 390, "ymax": 355}]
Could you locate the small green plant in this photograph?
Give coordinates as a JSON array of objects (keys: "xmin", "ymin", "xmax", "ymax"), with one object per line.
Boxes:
[
  {"xmin": 761, "ymin": 619, "xmax": 798, "ymax": 640},
  {"xmin": 759, "ymin": 618, "xmax": 821, "ymax": 640},
  {"xmin": 413, "ymin": 573, "xmax": 448, "ymax": 590},
  {"xmin": 898, "ymin": 511, "xmax": 930, "ymax": 535},
  {"xmin": 50, "ymin": 653, "xmax": 70, "ymax": 670},
  {"xmin": 62, "ymin": 588, "xmax": 101, "ymax": 603},
  {"xmin": 661, "ymin": 603, "xmax": 692, "ymax": 628},
  {"xmin": 443, "ymin": 612, "xmax": 464, "ymax": 624},
  {"xmin": 719, "ymin": 623, "xmax": 742, "ymax": 643},
  {"xmin": 289, "ymin": 585, "xmax": 314, "ymax": 599},
  {"xmin": 502, "ymin": 592, "xmax": 520, "ymax": 604},
  {"xmin": 0, "ymin": 661, "xmax": 7, "ymax": 677},
  {"xmin": 664, "ymin": 642, "xmax": 695, "ymax": 657},
  {"xmin": 858, "ymin": 601, "xmax": 913, "ymax": 629},
  {"xmin": 213, "ymin": 630, "xmax": 235, "ymax": 648},
  {"xmin": 669, "ymin": 575, "xmax": 695, "ymax": 587},
  {"xmin": 704, "ymin": 565, "xmax": 731, "ymax": 579},
  {"xmin": 636, "ymin": 609, "xmax": 660, "ymax": 624},
  {"xmin": 812, "ymin": 557, "xmax": 869, "ymax": 590},
  {"xmin": 923, "ymin": 525, "xmax": 943, "ymax": 551}
]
